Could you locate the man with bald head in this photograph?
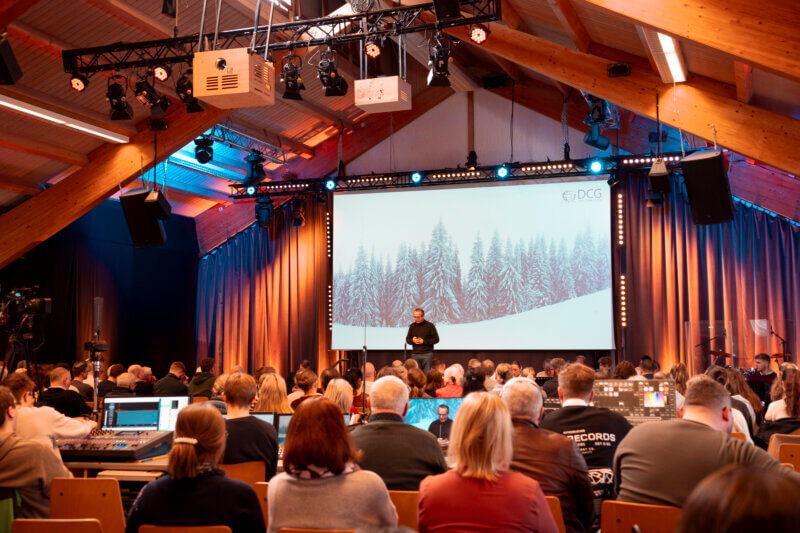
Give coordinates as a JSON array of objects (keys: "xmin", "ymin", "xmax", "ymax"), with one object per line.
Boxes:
[
  {"xmin": 351, "ymin": 376, "xmax": 447, "ymax": 490},
  {"xmin": 38, "ymin": 367, "xmax": 92, "ymax": 418}
]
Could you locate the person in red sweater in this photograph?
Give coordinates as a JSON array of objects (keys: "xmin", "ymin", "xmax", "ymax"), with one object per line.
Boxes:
[{"xmin": 418, "ymin": 392, "xmax": 558, "ymax": 533}]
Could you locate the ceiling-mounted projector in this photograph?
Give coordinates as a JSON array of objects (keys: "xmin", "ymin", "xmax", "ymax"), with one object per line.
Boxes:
[
  {"xmin": 193, "ymin": 48, "xmax": 275, "ymax": 108},
  {"xmin": 355, "ymin": 76, "xmax": 412, "ymax": 113}
]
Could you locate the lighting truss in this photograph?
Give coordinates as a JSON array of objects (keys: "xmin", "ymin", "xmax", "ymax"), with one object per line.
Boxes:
[
  {"xmin": 208, "ymin": 124, "xmax": 287, "ymax": 164},
  {"xmin": 62, "ymin": 0, "xmax": 499, "ymax": 75}
]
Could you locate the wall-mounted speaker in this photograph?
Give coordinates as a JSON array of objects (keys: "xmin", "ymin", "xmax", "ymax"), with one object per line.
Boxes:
[
  {"xmin": 120, "ymin": 187, "xmax": 167, "ymax": 248},
  {"xmin": 680, "ymin": 150, "xmax": 734, "ymax": 225},
  {"xmin": 432, "ymin": 0, "xmax": 462, "ymax": 20},
  {"xmin": 0, "ymin": 36, "xmax": 22, "ymax": 85}
]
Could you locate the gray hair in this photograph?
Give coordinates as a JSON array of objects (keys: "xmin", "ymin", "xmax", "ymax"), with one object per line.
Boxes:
[
  {"xmin": 501, "ymin": 379, "xmax": 543, "ymax": 419},
  {"xmin": 371, "ymin": 376, "xmax": 409, "ymax": 414}
]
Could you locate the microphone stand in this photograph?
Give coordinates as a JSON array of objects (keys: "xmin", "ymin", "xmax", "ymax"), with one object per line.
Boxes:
[
  {"xmin": 84, "ymin": 297, "xmax": 107, "ymax": 423},
  {"xmin": 362, "ymin": 312, "xmax": 368, "ymax": 418},
  {"xmin": 770, "ymin": 325, "xmax": 789, "ymax": 363}
]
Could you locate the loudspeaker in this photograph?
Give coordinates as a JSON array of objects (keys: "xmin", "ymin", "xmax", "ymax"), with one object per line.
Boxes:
[
  {"xmin": 648, "ymin": 159, "xmax": 671, "ymax": 195},
  {"xmin": 120, "ymin": 187, "xmax": 166, "ymax": 248},
  {"xmin": 432, "ymin": 0, "xmax": 462, "ymax": 20},
  {"xmin": 680, "ymin": 150, "xmax": 734, "ymax": 225},
  {"xmin": 0, "ymin": 36, "xmax": 22, "ymax": 85},
  {"xmin": 145, "ymin": 189, "xmax": 172, "ymax": 219}
]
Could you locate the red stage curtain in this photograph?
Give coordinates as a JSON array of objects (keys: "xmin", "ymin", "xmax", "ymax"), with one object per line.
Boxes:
[
  {"xmin": 195, "ymin": 199, "xmax": 330, "ymax": 376},
  {"xmin": 620, "ymin": 172, "xmax": 799, "ymax": 374}
]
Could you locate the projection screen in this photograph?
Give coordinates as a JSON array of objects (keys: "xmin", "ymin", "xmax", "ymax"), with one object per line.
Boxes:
[{"xmin": 331, "ymin": 178, "xmax": 614, "ymax": 350}]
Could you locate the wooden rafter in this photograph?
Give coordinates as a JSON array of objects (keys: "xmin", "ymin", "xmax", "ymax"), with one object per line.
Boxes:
[
  {"xmin": 0, "ymin": 179, "xmax": 41, "ymax": 196},
  {"xmin": 733, "ymin": 61, "xmax": 754, "ymax": 104},
  {"xmin": 0, "ymin": 130, "xmax": 88, "ymax": 166},
  {"xmin": 547, "ymin": 0, "xmax": 591, "ymax": 52}
]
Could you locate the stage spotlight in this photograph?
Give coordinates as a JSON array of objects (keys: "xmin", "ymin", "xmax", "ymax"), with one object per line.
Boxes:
[
  {"xmin": 590, "ymin": 160, "xmax": 603, "ymax": 173},
  {"xmin": 134, "ymin": 79, "xmax": 170, "ymax": 116},
  {"xmin": 244, "ymin": 149, "xmax": 267, "ymax": 185},
  {"xmin": 466, "ymin": 150, "xmax": 477, "ymax": 170},
  {"xmin": 153, "ymin": 65, "xmax": 171, "ymax": 82},
  {"xmin": 497, "ymin": 166, "xmax": 509, "ymax": 178},
  {"xmin": 427, "ymin": 33, "xmax": 452, "ymax": 87},
  {"xmin": 325, "ymin": 179, "xmax": 337, "ymax": 190},
  {"xmin": 106, "ymin": 76, "xmax": 134, "ymax": 121},
  {"xmin": 280, "ymin": 53, "xmax": 305, "ymax": 100},
  {"xmin": 582, "ymin": 95, "xmax": 610, "ymax": 150},
  {"xmin": 175, "ymin": 71, "xmax": 205, "ymax": 113},
  {"xmin": 70, "ymin": 73, "xmax": 89, "ymax": 92},
  {"xmin": 194, "ymin": 135, "xmax": 213, "ymax": 164},
  {"xmin": 245, "ymin": 185, "xmax": 256, "ymax": 195},
  {"xmin": 318, "ymin": 48, "xmax": 348, "ymax": 97},
  {"xmin": 365, "ymin": 37, "xmax": 381, "ymax": 59},
  {"xmin": 255, "ymin": 195, "xmax": 274, "ymax": 228},
  {"xmin": 411, "ymin": 172, "xmax": 422, "ymax": 183},
  {"xmin": 584, "ymin": 123, "xmax": 611, "ymax": 150},
  {"xmin": 469, "ymin": 24, "xmax": 489, "ymax": 44}
]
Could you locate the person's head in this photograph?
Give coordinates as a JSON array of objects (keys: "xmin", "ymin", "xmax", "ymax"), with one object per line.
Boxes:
[
  {"xmin": 127, "ymin": 364, "xmax": 142, "ymax": 380},
  {"xmin": 107, "ymin": 363, "xmax": 125, "ymax": 381},
  {"xmin": 404, "ymin": 359, "xmax": 419, "ymax": 371},
  {"xmin": 254, "ymin": 373, "xmax": 292, "ymax": 413},
  {"xmin": 299, "ymin": 359, "xmax": 312, "ymax": 371},
  {"xmin": 283, "ymin": 398, "xmax": 360, "ymax": 475},
  {"xmin": 443, "ymin": 365, "xmax": 460, "ymax": 385},
  {"xmin": 320, "ymin": 368, "xmax": 339, "ymax": 392},
  {"xmin": 677, "ymin": 464, "xmax": 800, "ymax": 533},
  {"xmin": 482, "ymin": 359, "xmax": 495, "ymax": 376},
  {"xmin": 468, "ymin": 358, "xmax": 482, "ymax": 370},
  {"xmin": 343, "ymin": 367, "xmax": 363, "ymax": 393},
  {"xmin": 169, "ymin": 362, "xmax": 186, "ymax": 379},
  {"xmin": 364, "ymin": 362, "xmax": 375, "ymax": 380},
  {"xmin": 431, "ymin": 358, "xmax": 445, "ymax": 373},
  {"xmin": 370, "ymin": 376, "xmax": 409, "ymax": 415},
  {"xmin": 223, "ymin": 373, "xmax": 257, "ymax": 409},
  {"xmin": 2, "ymin": 372, "xmax": 35, "ymax": 406},
  {"xmin": 230, "ymin": 365, "xmax": 246, "ymax": 374},
  {"xmin": 612, "ymin": 360, "xmax": 636, "ymax": 379},
  {"xmin": 682, "ymin": 376, "xmax": 733, "ymax": 433},
  {"xmin": 142, "ymin": 367, "xmax": 153, "ymax": 380},
  {"xmin": 706, "ymin": 365, "xmax": 730, "ymax": 388},
  {"xmin": 576, "ymin": 355, "xmax": 587, "ymax": 365},
  {"xmin": 294, "ymin": 369, "xmax": 318, "ymax": 393},
  {"xmin": 392, "ymin": 360, "xmax": 403, "ymax": 368},
  {"xmin": 116, "ymin": 372, "xmax": 136, "ymax": 390},
  {"xmin": 448, "ymin": 392, "xmax": 512, "ymax": 481},
  {"xmin": 782, "ymin": 368, "xmax": 800, "ymax": 418},
  {"xmin": 211, "ymin": 373, "xmax": 229, "ymax": 398},
  {"xmin": 598, "ymin": 356, "xmax": 612, "ymax": 371},
  {"xmin": 72, "ymin": 362, "xmax": 89, "ymax": 380},
  {"xmin": 407, "ymin": 368, "xmax": 427, "ymax": 398},
  {"xmin": 49, "ymin": 366, "xmax": 71, "ymax": 388},
  {"xmin": 0, "ymin": 386, "xmax": 17, "ymax": 433},
  {"xmin": 462, "ymin": 366, "xmax": 486, "ymax": 396},
  {"xmin": 199, "ymin": 358, "xmax": 215, "ymax": 373},
  {"xmin": 550, "ymin": 358, "xmax": 567, "ymax": 376},
  {"xmin": 640, "ymin": 358, "xmax": 655, "ymax": 373},
  {"xmin": 558, "ymin": 363, "xmax": 595, "ymax": 403},
  {"xmin": 495, "ymin": 363, "xmax": 512, "ymax": 385},
  {"xmin": 510, "ymin": 361, "xmax": 521, "ymax": 378},
  {"xmin": 754, "ymin": 353, "xmax": 771, "ymax": 373},
  {"xmin": 168, "ymin": 404, "xmax": 226, "ymax": 479},
  {"xmin": 323, "ymin": 378, "xmax": 354, "ymax": 413},
  {"xmin": 425, "ymin": 369, "xmax": 444, "ymax": 392},
  {"xmin": 670, "ymin": 362, "xmax": 689, "ymax": 395},
  {"xmin": 437, "ymin": 404, "xmax": 450, "ymax": 422},
  {"xmin": 502, "ymin": 378, "xmax": 544, "ymax": 423},
  {"xmin": 522, "ymin": 367, "xmax": 536, "ymax": 379},
  {"xmin": 413, "ymin": 308, "xmax": 425, "ymax": 324},
  {"xmin": 254, "ymin": 366, "xmax": 275, "ymax": 386}
]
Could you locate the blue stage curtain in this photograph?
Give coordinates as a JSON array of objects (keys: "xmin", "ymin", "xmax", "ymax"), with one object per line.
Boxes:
[
  {"xmin": 195, "ymin": 199, "xmax": 329, "ymax": 376},
  {"xmin": 620, "ymin": 172, "xmax": 799, "ymax": 374}
]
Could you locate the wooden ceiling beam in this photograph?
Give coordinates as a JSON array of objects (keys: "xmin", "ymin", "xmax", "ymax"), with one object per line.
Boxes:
[
  {"xmin": 581, "ymin": 0, "xmax": 800, "ymax": 82},
  {"xmin": 0, "ymin": 0, "xmax": 43, "ymax": 29},
  {"xmin": 445, "ymin": 23, "xmax": 800, "ymax": 176},
  {"xmin": 0, "ymin": 130, "xmax": 88, "ymax": 166},
  {"xmin": 547, "ymin": 0, "xmax": 592, "ymax": 52},
  {"xmin": 0, "ymin": 103, "xmax": 229, "ymax": 269},
  {"xmin": 82, "ymin": 0, "xmax": 172, "ymax": 38},
  {"xmin": 0, "ymin": 179, "xmax": 41, "ymax": 197},
  {"xmin": 734, "ymin": 61, "xmax": 754, "ymax": 104}
]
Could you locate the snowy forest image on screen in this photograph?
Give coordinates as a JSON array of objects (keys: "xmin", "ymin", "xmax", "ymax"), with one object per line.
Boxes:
[{"xmin": 332, "ymin": 179, "xmax": 614, "ymax": 350}]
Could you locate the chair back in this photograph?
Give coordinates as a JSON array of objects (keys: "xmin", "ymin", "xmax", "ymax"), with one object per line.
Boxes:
[
  {"xmin": 600, "ymin": 500, "xmax": 682, "ymax": 533},
  {"xmin": 1, "ymin": 488, "xmax": 21, "ymax": 533},
  {"xmin": 778, "ymin": 443, "xmax": 800, "ymax": 471},
  {"xmin": 544, "ymin": 496, "xmax": 566, "ymax": 533},
  {"xmin": 138, "ymin": 527, "xmax": 231, "ymax": 533},
  {"xmin": 49, "ymin": 478, "xmax": 125, "ymax": 533},
  {"xmin": 388, "ymin": 490, "xmax": 418, "ymax": 531},
  {"xmin": 767, "ymin": 433, "xmax": 800, "ymax": 460},
  {"xmin": 278, "ymin": 530, "xmax": 354, "ymax": 533},
  {"xmin": 254, "ymin": 482, "xmax": 269, "ymax": 527},
  {"xmin": 191, "ymin": 397, "xmax": 209, "ymax": 403},
  {"xmin": 218, "ymin": 461, "xmax": 266, "ymax": 488},
  {"xmin": 730, "ymin": 431, "xmax": 746, "ymax": 441},
  {"xmin": 13, "ymin": 518, "xmax": 104, "ymax": 532}
]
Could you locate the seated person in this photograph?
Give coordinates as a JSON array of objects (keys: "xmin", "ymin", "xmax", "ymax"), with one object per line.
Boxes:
[
  {"xmin": 289, "ymin": 369, "xmax": 321, "ymax": 409},
  {"xmin": 746, "ymin": 353, "xmax": 777, "ymax": 406},
  {"xmin": 153, "ymin": 362, "xmax": 189, "ymax": 396},
  {"xmin": 69, "ymin": 362, "xmax": 93, "ymax": 401},
  {"xmin": 131, "ymin": 365, "xmax": 155, "ymax": 396},
  {"xmin": 428, "ymin": 404, "xmax": 453, "ymax": 448},
  {"xmin": 0, "ymin": 386, "xmax": 72, "ymax": 518},
  {"xmin": 207, "ymin": 373, "xmax": 229, "ymax": 415},
  {"xmin": 96, "ymin": 363, "xmax": 124, "ymax": 397},
  {"xmin": 418, "ymin": 392, "xmax": 558, "ymax": 533},
  {"xmin": 541, "ymin": 358, "xmax": 567, "ymax": 397},
  {"xmin": 435, "ymin": 366, "xmax": 463, "ymax": 398},
  {"xmin": 126, "ymin": 403, "xmax": 264, "ymax": 532},
  {"xmin": 323, "ymin": 378, "xmax": 354, "ymax": 415},
  {"xmin": 252, "ymin": 372, "xmax": 293, "ymax": 414},
  {"xmin": 3, "ymin": 373, "xmax": 95, "ymax": 458},
  {"xmin": 37, "ymin": 367, "xmax": 91, "ymax": 418},
  {"xmin": 105, "ymin": 372, "xmax": 137, "ymax": 398},
  {"xmin": 765, "ymin": 367, "xmax": 799, "ymax": 421},
  {"xmin": 221, "ymin": 373, "xmax": 278, "ymax": 480},
  {"xmin": 267, "ymin": 399, "xmax": 398, "ymax": 533},
  {"xmin": 188, "ymin": 358, "xmax": 216, "ymax": 398}
]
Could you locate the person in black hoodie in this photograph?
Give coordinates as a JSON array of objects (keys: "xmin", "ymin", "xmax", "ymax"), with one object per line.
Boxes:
[
  {"xmin": 188, "ymin": 358, "xmax": 216, "ymax": 398},
  {"xmin": 154, "ymin": 362, "xmax": 189, "ymax": 397},
  {"xmin": 38, "ymin": 367, "xmax": 92, "ymax": 418}
]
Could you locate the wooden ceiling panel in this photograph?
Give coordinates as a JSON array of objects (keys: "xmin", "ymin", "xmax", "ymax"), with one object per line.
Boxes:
[
  {"xmin": 680, "ymin": 40, "xmax": 736, "ymax": 85},
  {"xmin": 0, "ymin": 190, "xmax": 29, "ymax": 213},
  {"xmin": 507, "ymin": 0, "xmax": 563, "ymax": 30},
  {"xmin": 751, "ymin": 69, "xmax": 800, "ymax": 120},
  {"xmin": 571, "ymin": 0, "xmax": 647, "ymax": 57}
]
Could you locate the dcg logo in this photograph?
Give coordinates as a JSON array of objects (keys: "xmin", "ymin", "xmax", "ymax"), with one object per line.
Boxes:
[{"xmin": 563, "ymin": 189, "xmax": 603, "ymax": 202}]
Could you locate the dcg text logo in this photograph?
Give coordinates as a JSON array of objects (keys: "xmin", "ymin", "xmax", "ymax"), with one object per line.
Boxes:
[{"xmin": 562, "ymin": 189, "xmax": 603, "ymax": 202}]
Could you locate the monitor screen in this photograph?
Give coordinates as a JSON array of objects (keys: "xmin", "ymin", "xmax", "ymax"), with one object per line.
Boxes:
[
  {"xmin": 276, "ymin": 414, "xmax": 292, "ymax": 445},
  {"xmin": 251, "ymin": 412, "xmax": 276, "ymax": 426},
  {"xmin": 404, "ymin": 398, "xmax": 463, "ymax": 432},
  {"xmin": 102, "ymin": 396, "xmax": 190, "ymax": 431}
]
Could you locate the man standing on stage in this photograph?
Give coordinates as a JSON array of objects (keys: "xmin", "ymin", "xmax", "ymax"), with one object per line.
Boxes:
[{"xmin": 406, "ymin": 308, "xmax": 439, "ymax": 373}]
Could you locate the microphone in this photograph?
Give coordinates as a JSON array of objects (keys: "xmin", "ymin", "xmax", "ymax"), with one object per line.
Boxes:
[{"xmin": 93, "ymin": 297, "xmax": 103, "ymax": 337}]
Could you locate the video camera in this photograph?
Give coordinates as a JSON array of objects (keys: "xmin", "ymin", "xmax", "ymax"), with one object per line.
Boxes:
[{"xmin": 0, "ymin": 287, "xmax": 52, "ymax": 326}]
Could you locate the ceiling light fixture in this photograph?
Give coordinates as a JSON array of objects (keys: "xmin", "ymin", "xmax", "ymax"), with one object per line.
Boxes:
[
  {"xmin": 318, "ymin": 47, "xmax": 348, "ymax": 97},
  {"xmin": 469, "ymin": 24, "xmax": 488, "ymax": 44},
  {"xmin": 69, "ymin": 73, "xmax": 89, "ymax": 92},
  {"xmin": 280, "ymin": 52, "xmax": 305, "ymax": 100},
  {"xmin": 106, "ymin": 75, "xmax": 134, "ymax": 121}
]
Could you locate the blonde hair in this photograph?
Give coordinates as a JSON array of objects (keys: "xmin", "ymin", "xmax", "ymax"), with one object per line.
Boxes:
[
  {"xmin": 211, "ymin": 373, "xmax": 230, "ymax": 397},
  {"xmin": 448, "ymin": 392, "xmax": 513, "ymax": 481},
  {"xmin": 323, "ymin": 378, "xmax": 354, "ymax": 413},
  {"xmin": 253, "ymin": 373, "xmax": 292, "ymax": 414}
]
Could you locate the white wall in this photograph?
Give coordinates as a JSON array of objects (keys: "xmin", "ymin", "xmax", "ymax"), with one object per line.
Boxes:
[{"xmin": 347, "ymin": 89, "xmax": 603, "ymax": 175}]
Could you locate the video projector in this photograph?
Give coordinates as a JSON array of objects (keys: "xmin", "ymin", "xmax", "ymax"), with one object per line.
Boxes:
[{"xmin": 193, "ymin": 48, "xmax": 275, "ymax": 108}]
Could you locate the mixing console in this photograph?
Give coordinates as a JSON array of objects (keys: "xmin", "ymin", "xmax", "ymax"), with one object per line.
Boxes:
[{"xmin": 57, "ymin": 429, "xmax": 172, "ymax": 461}]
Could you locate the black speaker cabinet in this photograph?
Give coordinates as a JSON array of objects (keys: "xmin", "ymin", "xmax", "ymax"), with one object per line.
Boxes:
[
  {"xmin": 432, "ymin": 0, "xmax": 462, "ymax": 20},
  {"xmin": 120, "ymin": 188, "xmax": 166, "ymax": 248},
  {"xmin": 0, "ymin": 36, "xmax": 22, "ymax": 85},
  {"xmin": 680, "ymin": 150, "xmax": 734, "ymax": 225}
]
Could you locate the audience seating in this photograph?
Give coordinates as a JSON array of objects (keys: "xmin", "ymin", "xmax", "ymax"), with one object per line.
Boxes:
[
  {"xmin": 388, "ymin": 490, "xmax": 418, "ymax": 531},
  {"xmin": 600, "ymin": 501, "xmax": 682, "ymax": 533},
  {"xmin": 49, "ymin": 478, "xmax": 125, "ymax": 533},
  {"xmin": 254, "ymin": 482, "xmax": 269, "ymax": 527},
  {"xmin": 12, "ymin": 518, "xmax": 103, "ymax": 532},
  {"xmin": 138, "ymin": 527, "xmax": 231, "ymax": 533},
  {"xmin": 778, "ymin": 443, "xmax": 800, "ymax": 471},
  {"xmin": 767, "ymin": 433, "xmax": 800, "ymax": 460},
  {"xmin": 544, "ymin": 496, "xmax": 566, "ymax": 533},
  {"xmin": 218, "ymin": 461, "xmax": 266, "ymax": 489},
  {"xmin": 191, "ymin": 397, "xmax": 209, "ymax": 403},
  {"xmin": 730, "ymin": 431, "xmax": 746, "ymax": 441}
]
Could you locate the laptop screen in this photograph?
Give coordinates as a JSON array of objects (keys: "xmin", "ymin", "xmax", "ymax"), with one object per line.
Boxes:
[
  {"xmin": 102, "ymin": 396, "xmax": 190, "ymax": 431},
  {"xmin": 276, "ymin": 414, "xmax": 292, "ymax": 445},
  {"xmin": 251, "ymin": 412, "xmax": 276, "ymax": 426}
]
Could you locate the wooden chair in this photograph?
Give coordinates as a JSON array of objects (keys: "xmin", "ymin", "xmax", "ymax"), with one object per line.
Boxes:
[
  {"xmin": 600, "ymin": 500, "xmax": 682, "ymax": 533},
  {"xmin": 730, "ymin": 431, "xmax": 746, "ymax": 441},
  {"xmin": 778, "ymin": 443, "xmax": 800, "ymax": 471},
  {"xmin": 138, "ymin": 527, "xmax": 231, "ymax": 533},
  {"xmin": 388, "ymin": 490, "xmax": 418, "ymax": 531},
  {"xmin": 278, "ymin": 530, "xmax": 354, "ymax": 533},
  {"xmin": 545, "ymin": 496, "xmax": 566, "ymax": 533},
  {"xmin": 13, "ymin": 518, "xmax": 104, "ymax": 532},
  {"xmin": 218, "ymin": 461, "xmax": 266, "ymax": 489},
  {"xmin": 191, "ymin": 397, "xmax": 209, "ymax": 403},
  {"xmin": 49, "ymin": 478, "xmax": 126, "ymax": 533},
  {"xmin": 767, "ymin": 433, "xmax": 800, "ymax": 460},
  {"xmin": 254, "ymin": 482, "xmax": 269, "ymax": 527}
]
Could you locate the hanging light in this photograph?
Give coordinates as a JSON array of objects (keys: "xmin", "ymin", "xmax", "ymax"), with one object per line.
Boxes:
[
  {"xmin": 280, "ymin": 52, "xmax": 305, "ymax": 100},
  {"xmin": 365, "ymin": 37, "xmax": 381, "ymax": 59},
  {"xmin": 469, "ymin": 24, "xmax": 489, "ymax": 44},
  {"xmin": 427, "ymin": 32, "xmax": 452, "ymax": 87},
  {"xmin": 318, "ymin": 47, "xmax": 348, "ymax": 97},
  {"xmin": 106, "ymin": 75, "xmax": 133, "ymax": 120},
  {"xmin": 153, "ymin": 65, "xmax": 172, "ymax": 82},
  {"xmin": 69, "ymin": 73, "xmax": 89, "ymax": 92}
]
